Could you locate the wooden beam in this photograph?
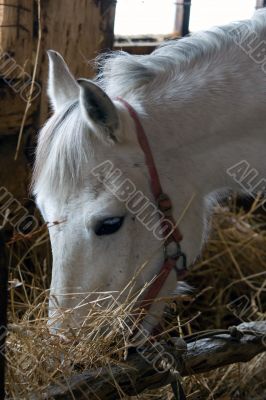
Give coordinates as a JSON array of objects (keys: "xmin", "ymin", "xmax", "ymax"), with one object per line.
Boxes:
[{"xmin": 38, "ymin": 322, "xmax": 266, "ymax": 400}]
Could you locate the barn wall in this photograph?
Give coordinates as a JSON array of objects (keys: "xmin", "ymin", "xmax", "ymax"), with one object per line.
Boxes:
[{"xmin": 0, "ymin": 0, "xmax": 116, "ymax": 206}]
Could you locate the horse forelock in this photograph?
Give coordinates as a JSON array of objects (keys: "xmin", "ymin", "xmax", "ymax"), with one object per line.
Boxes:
[{"xmin": 32, "ymin": 101, "xmax": 98, "ymax": 200}]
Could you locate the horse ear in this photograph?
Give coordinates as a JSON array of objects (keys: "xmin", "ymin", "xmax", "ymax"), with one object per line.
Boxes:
[
  {"xmin": 78, "ymin": 78, "xmax": 119, "ymax": 143},
  {"xmin": 47, "ymin": 50, "xmax": 79, "ymax": 111}
]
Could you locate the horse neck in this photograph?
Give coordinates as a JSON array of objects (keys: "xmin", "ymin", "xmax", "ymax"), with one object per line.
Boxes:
[{"xmin": 128, "ymin": 56, "xmax": 266, "ymax": 263}]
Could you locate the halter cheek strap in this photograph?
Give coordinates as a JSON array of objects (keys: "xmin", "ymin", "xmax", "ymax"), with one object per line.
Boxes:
[{"xmin": 116, "ymin": 97, "xmax": 187, "ymax": 312}]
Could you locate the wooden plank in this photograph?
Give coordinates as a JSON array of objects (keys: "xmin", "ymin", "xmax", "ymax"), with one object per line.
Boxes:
[
  {"xmin": 114, "ymin": 43, "xmax": 157, "ymax": 55},
  {"xmin": 35, "ymin": 322, "xmax": 266, "ymax": 400}
]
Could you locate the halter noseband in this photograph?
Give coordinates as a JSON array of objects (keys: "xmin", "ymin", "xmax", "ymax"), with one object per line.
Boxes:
[{"xmin": 116, "ymin": 98, "xmax": 187, "ymax": 313}]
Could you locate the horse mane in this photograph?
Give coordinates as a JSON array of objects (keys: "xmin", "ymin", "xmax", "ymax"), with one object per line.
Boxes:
[
  {"xmin": 33, "ymin": 10, "xmax": 266, "ymax": 199},
  {"xmin": 96, "ymin": 9, "xmax": 266, "ymax": 99}
]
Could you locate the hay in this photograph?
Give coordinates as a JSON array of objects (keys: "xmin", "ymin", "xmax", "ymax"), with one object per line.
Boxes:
[{"xmin": 4, "ymin": 198, "xmax": 266, "ymax": 399}]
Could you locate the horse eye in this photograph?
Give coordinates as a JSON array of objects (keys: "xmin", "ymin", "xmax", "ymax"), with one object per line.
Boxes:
[{"xmin": 95, "ymin": 217, "xmax": 124, "ymax": 236}]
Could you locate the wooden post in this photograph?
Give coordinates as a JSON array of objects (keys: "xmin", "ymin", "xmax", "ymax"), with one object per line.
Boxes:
[
  {"xmin": 182, "ymin": 0, "xmax": 191, "ymax": 36},
  {"xmin": 256, "ymin": 0, "xmax": 266, "ymax": 8},
  {"xmin": 0, "ymin": 230, "xmax": 9, "ymax": 400},
  {"xmin": 174, "ymin": 1, "xmax": 191, "ymax": 37}
]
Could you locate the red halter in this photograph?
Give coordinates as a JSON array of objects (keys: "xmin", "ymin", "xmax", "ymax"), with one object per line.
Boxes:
[{"xmin": 116, "ymin": 98, "xmax": 187, "ymax": 313}]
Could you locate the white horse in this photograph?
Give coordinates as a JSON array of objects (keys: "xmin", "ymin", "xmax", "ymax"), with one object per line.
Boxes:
[{"xmin": 33, "ymin": 10, "xmax": 266, "ymax": 333}]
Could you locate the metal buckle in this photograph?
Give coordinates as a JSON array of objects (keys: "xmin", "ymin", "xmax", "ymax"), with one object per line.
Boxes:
[
  {"xmin": 164, "ymin": 240, "xmax": 180, "ymax": 259},
  {"xmin": 157, "ymin": 193, "xmax": 172, "ymax": 217},
  {"xmin": 175, "ymin": 250, "xmax": 187, "ymax": 271},
  {"xmin": 164, "ymin": 240, "xmax": 187, "ymax": 272}
]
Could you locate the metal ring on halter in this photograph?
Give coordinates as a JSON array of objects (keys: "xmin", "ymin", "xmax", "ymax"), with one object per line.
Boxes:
[
  {"xmin": 164, "ymin": 240, "xmax": 181, "ymax": 259},
  {"xmin": 175, "ymin": 250, "xmax": 187, "ymax": 271},
  {"xmin": 164, "ymin": 240, "xmax": 187, "ymax": 276}
]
